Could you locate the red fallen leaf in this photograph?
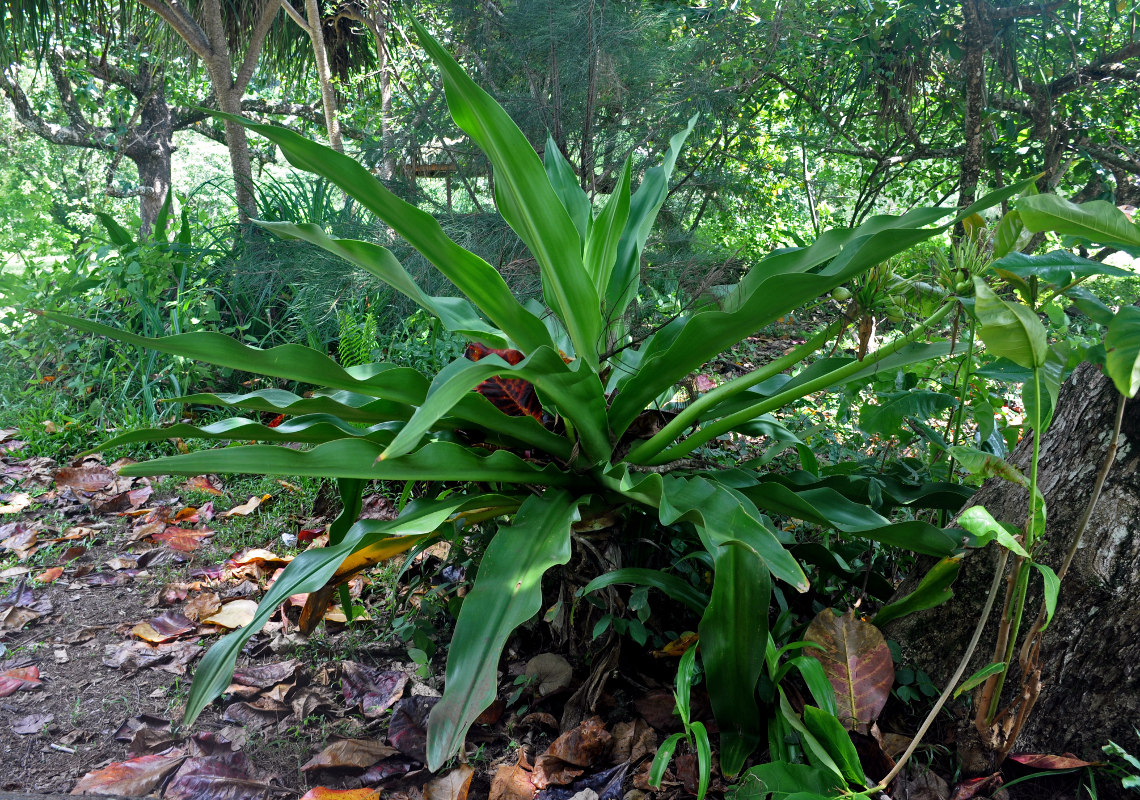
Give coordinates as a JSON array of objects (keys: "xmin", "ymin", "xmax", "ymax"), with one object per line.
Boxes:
[
  {"xmin": 154, "ymin": 527, "xmax": 214, "ymax": 552},
  {"xmin": 0, "ymin": 666, "xmax": 41, "ymax": 697},
  {"xmin": 341, "ymin": 661, "xmax": 408, "ymax": 719},
  {"xmin": 301, "ymin": 789, "xmax": 382, "ymax": 799},
  {"xmin": 465, "ymin": 343, "xmax": 544, "ymax": 420},
  {"xmin": 950, "ymin": 773, "xmax": 1003, "ymax": 800},
  {"xmin": 267, "ymin": 413, "xmax": 286, "ymax": 428},
  {"xmin": 302, "ymin": 739, "xmax": 399, "ymax": 771},
  {"xmin": 360, "ymin": 757, "xmax": 419, "ymax": 785},
  {"xmin": 424, "ymin": 764, "xmax": 475, "ymax": 800},
  {"xmin": 70, "ymin": 747, "xmax": 187, "ymax": 795},
  {"xmin": 297, "ymin": 527, "xmax": 324, "ymax": 542},
  {"xmin": 34, "ymin": 566, "xmax": 64, "ymax": 583},
  {"xmin": 185, "ymin": 475, "xmax": 224, "ymax": 495},
  {"xmin": 53, "ymin": 464, "xmax": 116, "ymax": 492},
  {"xmin": 174, "ymin": 506, "xmax": 200, "ymax": 522},
  {"xmin": 388, "ymin": 696, "xmax": 439, "ymax": 762},
  {"xmin": 1008, "ymin": 753, "xmax": 1098, "ymax": 769},
  {"xmin": 164, "ymin": 750, "xmax": 266, "ymax": 800},
  {"xmin": 805, "ymin": 609, "xmax": 893, "ymax": 732},
  {"xmin": 131, "ymin": 612, "xmax": 196, "ymax": 643}
]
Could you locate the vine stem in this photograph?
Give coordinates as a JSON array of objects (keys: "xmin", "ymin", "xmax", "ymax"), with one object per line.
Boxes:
[{"xmin": 873, "ymin": 547, "xmax": 1010, "ymax": 793}]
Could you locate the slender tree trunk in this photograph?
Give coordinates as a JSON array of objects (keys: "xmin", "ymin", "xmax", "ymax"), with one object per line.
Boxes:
[
  {"xmin": 131, "ymin": 66, "xmax": 174, "ymax": 236},
  {"xmin": 888, "ymin": 364, "xmax": 1140, "ymax": 797},
  {"xmin": 957, "ymin": 0, "xmax": 989, "ymax": 212}
]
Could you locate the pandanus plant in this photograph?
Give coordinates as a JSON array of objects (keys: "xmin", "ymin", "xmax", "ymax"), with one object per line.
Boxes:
[{"xmin": 45, "ymin": 20, "xmax": 1025, "ymax": 777}]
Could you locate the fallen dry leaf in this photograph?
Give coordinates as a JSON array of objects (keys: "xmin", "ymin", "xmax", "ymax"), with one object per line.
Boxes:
[
  {"xmin": 202, "ymin": 599, "xmax": 258, "ymax": 629},
  {"xmin": 1008, "ymin": 752, "xmax": 1098, "ymax": 769},
  {"xmin": 164, "ymin": 750, "xmax": 266, "ymax": 800},
  {"xmin": 302, "ymin": 739, "xmax": 398, "ymax": 771},
  {"xmin": 533, "ymin": 716, "xmax": 613, "ymax": 789},
  {"xmin": 33, "ymin": 566, "xmax": 64, "ymax": 584},
  {"xmin": 610, "ymin": 719, "xmax": 656, "ymax": 765},
  {"xmin": 153, "ymin": 527, "xmax": 214, "ymax": 552},
  {"xmin": 0, "ymin": 492, "xmax": 32, "ymax": 514},
  {"xmin": 185, "ymin": 475, "xmax": 224, "ymax": 495},
  {"xmin": 949, "ymin": 773, "xmax": 1003, "ymax": 800},
  {"xmin": 232, "ymin": 659, "xmax": 301, "ymax": 689},
  {"xmin": 491, "ymin": 751, "xmax": 537, "ymax": 800},
  {"xmin": 525, "ymin": 653, "xmax": 573, "ymax": 697},
  {"xmin": 388, "ymin": 696, "xmax": 439, "ymax": 763},
  {"xmin": 183, "ymin": 591, "xmax": 223, "ymax": 623},
  {"xmin": 222, "ymin": 493, "xmax": 271, "ymax": 517},
  {"xmin": 425, "ymin": 765, "xmax": 475, "ymax": 800},
  {"xmin": 0, "ymin": 605, "xmax": 40, "ymax": 630},
  {"xmin": 54, "ymin": 464, "xmax": 116, "ymax": 493},
  {"xmin": 70, "ymin": 747, "xmax": 187, "ymax": 795},
  {"xmin": 12, "ymin": 712, "xmax": 53, "ymax": 735},
  {"xmin": 0, "ymin": 665, "xmax": 41, "ymax": 697},
  {"xmin": 340, "ymin": 662, "xmax": 409, "ymax": 719},
  {"xmin": 300, "ymin": 789, "xmax": 382, "ymax": 799},
  {"xmin": 132, "ymin": 612, "xmax": 196, "ymax": 643}
]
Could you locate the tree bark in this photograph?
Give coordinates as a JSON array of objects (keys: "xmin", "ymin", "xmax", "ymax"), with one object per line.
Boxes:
[{"xmin": 888, "ymin": 363, "xmax": 1140, "ymax": 794}]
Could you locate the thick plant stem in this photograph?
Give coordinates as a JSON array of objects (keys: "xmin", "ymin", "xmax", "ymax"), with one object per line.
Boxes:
[
  {"xmin": 623, "ymin": 320, "xmax": 841, "ymax": 463},
  {"xmin": 875, "ymin": 547, "xmax": 1010, "ymax": 792},
  {"xmin": 629, "ymin": 303, "xmax": 954, "ymax": 466}
]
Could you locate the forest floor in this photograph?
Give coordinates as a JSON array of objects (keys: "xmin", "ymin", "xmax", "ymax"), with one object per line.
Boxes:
[{"xmin": 0, "ymin": 329, "xmax": 1092, "ymax": 800}]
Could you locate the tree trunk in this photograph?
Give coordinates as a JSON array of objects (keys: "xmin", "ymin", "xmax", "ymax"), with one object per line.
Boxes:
[
  {"xmin": 129, "ymin": 66, "xmax": 174, "ymax": 236},
  {"xmin": 889, "ymin": 363, "xmax": 1140, "ymax": 795}
]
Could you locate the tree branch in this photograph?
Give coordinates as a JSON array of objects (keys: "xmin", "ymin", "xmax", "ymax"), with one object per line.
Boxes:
[
  {"xmin": 134, "ymin": 0, "xmax": 211, "ymax": 56},
  {"xmin": 0, "ymin": 66, "xmax": 115, "ymax": 152},
  {"xmin": 990, "ymin": 0, "xmax": 1066, "ymax": 19},
  {"xmin": 1048, "ymin": 40, "xmax": 1140, "ymax": 96},
  {"xmin": 233, "ymin": 0, "xmax": 282, "ymax": 96}
]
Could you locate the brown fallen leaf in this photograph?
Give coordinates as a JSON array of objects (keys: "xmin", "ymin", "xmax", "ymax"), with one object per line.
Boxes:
[
  {"xmin": 610, "ymin": 718, "xmax": 656, "ymax": 765},
  {"xmin": 132, "ymin": 612, "xmax": 196, "ymax": 643},
  {"xmin": 425, "ymin": 764, "xmax": 475, "ymax": 800},
  {"xmin": 1008, "ymin": 752, "xmax": 1099, "ymax": 769},
  {"xmin": 388, "ymin": 696, "xmax": 439, "ymax": 762},
  {"xmin": 164, "ymin": 750, "xmax": 267, "ymax": 800},
  {"xmin": 525, "ymin": 653, "xmax": 573, "ymax": 697},
  {"xmin": 34, "ymin": 566, "xmax": 64, "ymax": 584},
  {"xmin": 491, "ymin": 751, "xmax": 537, "ymax": 800},
  {"xmin": 70, "ymin": 747, "xmax": 187, "ymax": 795},
  {"xmin": 949, "ymin": 772, "xmax": 1003, "ymax": 800},
  {"xmin": 805, "ymin": 608, "xmax": 893, "ymax": 733},
  {"xmin": 54, "ymin": 464, "xmax": 116, "ymax": 493},
  {"xmin": 106, "ymin": 556, "xmax": 139, "ymax": 570},
  {"xmin": 222, "ymin": 493, "xmax": 271, "ymax": 517},
  {"xmin": 232, "ymin": 659, "xmax": 301, "ymax": 689},
  {"xmin": 302, "ymin": 739, "xmax": 399, "ymax": 771},
  {"xmin": 0, "ymin": 605, "xmax": 40, "ymax": 631},
  {"xmin": 0, "ymin": 665, "xmax": 41, "ymax": 697},
  {"xmin": 533, "ymin": 716, "xmax": 613, "ymax": 789},
  {"xmin": 340, "ymin": 662, "xmax": 409, "ymax": 719},
  {"xmin": 0, "ymin": 492, "xmax": 33, "ymax": 514},
  {"xmin": 185, "ymin": 475, "xmax": 224, "ymax": 495},
  {"xmin": 202, "ymin": 599, "xmax": 259, "ymax": 629},
  {"xmin": 300, "ymin": 789, "xmax": 382, "ymax": 799},
  {"xmin": 154, "ymin": 527, "xmax": 214, "ymax": 552},
  {"xmin": 12, "ymin": 712, "xmax": 53, "ymax": 735},
  {"xmin": 184, "ymin": 591, "xmax": 223, "ymax": 623}
]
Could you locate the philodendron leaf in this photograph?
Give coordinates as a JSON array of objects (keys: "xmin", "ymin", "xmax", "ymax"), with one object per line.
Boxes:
[
  {"xmin": 872, "ymin": 556, "xmax": 961, "ymax": 627},
  {"xmin": 1105, "ymin": 306, "xmax": 1140, "ymax": 398},
  {"xmin": 972, "ymin": 279, "xmax": 1048, "ymax": 369},
  {"xmin": 804, "ymin": 609, "xmax": 893, "ymax": 733},
  {"xmin": 954, "ymin": 662, "xmax": 1006, "ymax": 699},
  {"xmin": 956, "ymin": 506, "xmax": 1029, "ymax": 557},
  {"xmin": 426, "ymin": 490, "xmax": 580, "ymax": 770},
  {"xmin": 1016, "ymin": 195, "xmax": 1140, "ymax": 252},
  {"xmin": 859, "ymin": 391, "xmax": 958, "ymax": 437},
  {"xmin": 1033, "ymin": 562, "xmax": 1060, "ymax": 630}
]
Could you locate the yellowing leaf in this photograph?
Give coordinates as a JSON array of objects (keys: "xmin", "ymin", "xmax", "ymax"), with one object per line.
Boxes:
[{"xmin": 202, "ymin": 600, "xmax": 259, "ymax": 629}]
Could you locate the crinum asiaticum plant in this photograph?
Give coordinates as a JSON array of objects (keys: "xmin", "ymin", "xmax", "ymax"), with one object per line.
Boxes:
[{"xmin": 47, "ymin": 20, "xmax": 1024, "ymax": 776}]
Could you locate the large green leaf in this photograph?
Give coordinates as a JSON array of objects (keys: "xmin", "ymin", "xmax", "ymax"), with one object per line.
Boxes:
[
  {"xmin": 92, "ymin": 415, "xmax": 399, "ymax": 452},
  {"xmin": 42, "ymin": 312, "xmax": 430, "ymax": 402},
  {"xmin": 802, "ymin": 705, "xmax": 867, "ymax": 786},
  {"xmin": 382, "ymin": 348, "xmax": 607, "ymax": 463},
  {"xmin": 584, "ymin": 158, "xmax": 631, "ymax": 296},
  {"xmin": 211, "ymin": 114, "xmax": 554, "ymax": 355},
  {"xmin": 733, "ymin": 761, "xmax": 845, "ymax": 800},
  {"xmin": 544, "ymin": 136, "xmax": 592, "ymax": 246},
  {"xmin": 1106, "ymin": 306, "xmax": 1140, "ymax": 398},
  {"xmin": 859, "ymin": 391, "xmax": 958, "ymax": 437},
  {"xmin": 991, "ymin": 250, "xmax": 1130, "ymax": 287},
  {"xmin": 184, "ymin": 494, "xmax": 513, "ymax": 725},
  {"xmin": 699, "ymin": 543, "xmax": 770, "ymax": 776},
  {"xmin": 972, "ymin": 279, "xmax": 1048, "ymax": 369},
  {"xmin": 255, "ymin": 221, "xmax": 508, "ymax": 347},
  {"xmin": 115, "ymin": 439, "xmax": 576, "ymax": 486},
  {"xmin": 1016, "ymin": 195, "xmax": 1140, "ymax": 251},
  {"xmin": 606, "ymin": 115, "xmax": 698, "ymax": 321},
  {"xmin": 410, "ymin": 18, "xmax": 601, "ymax": 364},
  {"xmin": 174, "ymin": 388, "xmax": 414, "ymax": 424},
  {"xmin": 872, "ymin": 557, "xmax": 961, "ymax": 626},
  {"xmin": 427, "ymin": 490, "xmax": 580, "ymax": 769}
]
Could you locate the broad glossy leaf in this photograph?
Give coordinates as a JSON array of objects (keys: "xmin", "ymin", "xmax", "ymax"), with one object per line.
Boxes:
[
  {"xmin": 584, "ymin": 157, "xmax": 631, "ymax": 295},
  {"xmin": 802, "ymin": 705, "xmax": 867, "ymax": 787},
  {"xmin": 427, "ymin": 490, "xmax": 579, "ymax": 770},
  {"xmin": 184, "ymin": 494, "xmax": 512, "ymax": 725},
  {"xmin": 758, "ymin": 472, "xmax": 973, "ymax": 513},
  {"xmin": 1016, "ymin": 195, "xmax": 1140, "ymax": 251},
  {"xmin": 804, "ymin": 609, "xmax": 893, "ymax": 732},
  {"xmin": 699, "ymin": 543, "xmax": 769, "ymax": 775},
  {"xmin": 1033, "ymin": 562, "xmax": 1060, "ymax": 630},
  {"xmin": 992, "ymin": 210, "xmax": 1024, "ymax": 259},
  {"xmin": 95, "ymin": 415, "xmax": 399, "ymax": 451},
  {"xmin": 957, "ymin": 507, "xmax": 1029, "ymax": 557},
  {"xmin": 1106, "ymin": 306, "xmax": 1140, "ymax": 397},
  {"xmin": 972, "ymin": 280, "xmax": 1047, "ymax": 369},
  {"xmin": 777, "ymin": 690, "xmax": 846, "ymax": 781},
  {"xmin": 544, "ymin": 136, "xmax": 591, "ymax": 245},
  {"xmin": 780, "ymin": 655, "xmax": 838, "ymax": 716},
  {"xmin": 873, "ymin": 557, "xmax": 961, "ymax": 626},
  {"xmin": 257, "ymin": 221, "xmax": 509, "ymax": 347},
  {"xmin": 606, "ymin": 115, "xmax": 697, "ymax": 319},
  {"xmin": 211, "ymin": 114, "xmax": 554, "ymax": 354},
  {"xmin": 1065, "ymin": 286, "xmax": 1115, "ymax": 326},
  {"xmin": 42, "ymin": 312, "xmax": 430, "ymax": 401},
  {"xmin": 732, "ymin": 761, "xmax": 845, "ymax": 800},
  {"xmin": 579, "ymin": 567, "xmax": 708, "ymax": 614},
  {"xmin": 411, "ymin": 18, "xmax": 600, "ymax": 363},
  {"xmin": 991, "ymin": 250, "xmax": 1130, "ymax": 287},
  {"xmin": 860, "ymin": 391, "xmax": 957, "ymax": 437},
  {"xmin": 116, "ymin": 439, "xmax": 575, "ymax": 486},
  {"xmin": 173, "ymin": 389, "xmax": 413, "ymax": 424}
]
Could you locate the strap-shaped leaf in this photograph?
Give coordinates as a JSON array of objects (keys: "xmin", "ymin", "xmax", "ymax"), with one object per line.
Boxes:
[
  {"xmin": 210, "ymin": 114, "xmax": 554, "ymax": 354},
  {"xmin": 411, "ymin": 18, "xmax": 601, "ymax": 364},
  {"xmin": 741, "ymin": 483, "xmax": 969, "ymax": 556},
  {"xmin": 872, "ymin": 557, "xmax": 961, "ymax": 626},
  {"xmin": 174, "ymin": 389, "xmax": 414, "ymax": 423},
  {"xmin": 757, "ymin": 472, "xmax": 973, "ymax": 513},
  {"xmin": 41, "ymin": 312, "xmax": 430, "ymax": 402},
  {"xmin": 256, "ymin": 221, "xmax": 509, "ymax": 347},
  {"xmin": 606, "ymin": 115, "xmax": 698, "ymax": 319},
  {"xmin": 801, "ymin": 705, "xmax": 868, "ymax": 787},
  {"xmin": 427, "ymin": 490, "xmax": 580, "ymax": 769},
  {"xmin": 544, "ymin": 136, "xmax": 591, "ymax": 246},
  {"xmin": 699, "ymin": 542, "xmax": 769, "ymax": 775},
  {"xmin": 184, "ymin": 494, "xmax": 515, "ymax": 725},
  {"xmin": 93, "ymin": 415, "xmax": 399, "ymax": 452},
  {"xmin": 605, "ymin": 467, "xmax": 808, "ymax": 591},
  {"xmin": 115, "ymin": 439, "xmax": 576, "ymax": 486},
  {"xmin": 383, "ymin": 349, "xmax": 608, "ymax": 464},
  {"xmin": 584, "ymin": 157, "xmax": 631, "ymax": 295},
  {"xmin": 972, "ymin": 279, "xmax": 1048, "ymax": 369}
]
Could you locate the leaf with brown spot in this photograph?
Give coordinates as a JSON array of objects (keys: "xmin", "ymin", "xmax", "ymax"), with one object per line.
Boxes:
[
  {"xmin": 425, "ymin": 764, "xmax": 475, "ymax": 800},
  {"xmin": 70, "ymin": 747, "xmax": 187, "ymax": 795},
  {"xmin": 302, "ymin": 739, "xmax": 399, "ymax": 771},
  {"xmin": 131, "ymin": 612, "xmax": 196, "ymax": 643},
  {"xmin": 805, "ymin": 609, "xmax": 893, "ymax": 732},
  {"xmin": 0, "ymin": 666, "xmax": 40, "ymax": 697},
  {"xmin": 1008, "ymin": 753, "xmax": 1098, "ymax": 769},
  {"xmin": 153, "ymin": 527, "xmax": 214, "ymax": 552}
]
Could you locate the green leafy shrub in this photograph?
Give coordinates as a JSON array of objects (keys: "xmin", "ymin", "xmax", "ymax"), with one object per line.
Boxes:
[{"xmin": 46, "ymin": 19, "xmax": 1029, "ymax": 782}]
